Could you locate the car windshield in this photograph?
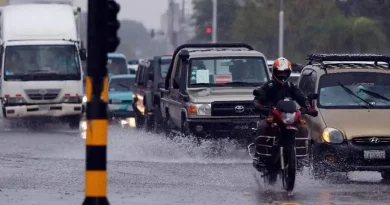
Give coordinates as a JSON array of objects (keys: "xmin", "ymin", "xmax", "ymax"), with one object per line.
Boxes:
[
  {"xmin": 4, "ymin": 45, "xmax": 81, "ymax": 81},
  {"xmin": 107, "ymin": 57, "xmax": 128, "ymax": 75},
  {"xmin": 188, "ymin": 57, "xmax": 268, "ymax": 87},
  {"xmin": 160, "ymin": 59, "xmax": 172, "ymax": 78},
  {"xmin": 109, "ymin": 77, "xmax": 135, "ymax": 92},
  {"xmin": 319, "ymin": 72, "xmax": 390, "ymax": 108}
]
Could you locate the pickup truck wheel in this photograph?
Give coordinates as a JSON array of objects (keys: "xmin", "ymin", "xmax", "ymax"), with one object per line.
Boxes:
[
  {"xmin": 69, "ymin": 115, "xmax": 81, "ymax": 129},
  {"xmin": 144, "ymin": 106, "xmax": 153, "ymax": 132},
  {"xmin": 153, "ymin": 105, "xmax": 163, "ymax": 134}
]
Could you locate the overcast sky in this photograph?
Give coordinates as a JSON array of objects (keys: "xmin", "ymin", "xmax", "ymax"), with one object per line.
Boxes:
[{"xmin": 74, "ymin": 0, "xmax": 168, "ymax": 29}]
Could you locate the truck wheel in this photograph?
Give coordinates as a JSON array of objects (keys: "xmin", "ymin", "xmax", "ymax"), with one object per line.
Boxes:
[
  {"xmin": 135, "ymin": 111, "xmax": 144, "ymax": 129},
  {"xmin": 153, "ymin": 105, "xmax": 163, "ymax": 134},
  {"xmin": 143, "ymin": 105, "xmax": 153, "ymax": 132},
  {"xmin": 69, "ymin": 115, "xmax": 81, "ymax": 129}
]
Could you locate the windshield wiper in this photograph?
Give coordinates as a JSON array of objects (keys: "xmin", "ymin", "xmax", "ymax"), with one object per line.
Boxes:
[
  {"xmin": 337, "ymin": 82, "xmax": 373, "ymax": 108},
  {"xmin": 359, "ymin": 88, "xmax": 390, "ymax": 102},
  {"xmin": 224, "ymin": 81, "xmax": 259, "ymax": 86}
]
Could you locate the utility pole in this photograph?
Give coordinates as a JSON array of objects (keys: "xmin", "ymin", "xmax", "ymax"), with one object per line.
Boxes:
[
  {"xmin": 212, "ymin": 0, "xmax": 217, "ymax": 43},
  {"xmin": 168, "ymin": 0, "xmax": 177, "ymax": 48},
  {"xmin": 180, "ymin": 0, "xmax": 185, "ymax": 45},
  {"xmin": 278, "ymin": 0, "xmax": 284, "ymax": 57}
]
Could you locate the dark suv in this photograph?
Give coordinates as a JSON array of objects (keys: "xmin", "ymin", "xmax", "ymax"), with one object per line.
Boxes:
[{"xmin": 132, "ymin": 55, "xmax": 172, "ymax": 131}]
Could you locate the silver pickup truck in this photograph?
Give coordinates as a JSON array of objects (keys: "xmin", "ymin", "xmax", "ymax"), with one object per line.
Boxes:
[{"xmin": 157, "ymin": 43, "xmax": 271, "ymax": 143}]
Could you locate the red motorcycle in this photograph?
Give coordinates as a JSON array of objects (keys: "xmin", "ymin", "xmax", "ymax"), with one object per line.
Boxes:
[{"xmin": 248, "ymin": 98, "xmax": 317, "ymax": 192}]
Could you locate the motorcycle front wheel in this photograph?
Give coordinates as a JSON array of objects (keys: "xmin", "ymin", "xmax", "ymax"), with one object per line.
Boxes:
[{"xmin": 282, "ymin": 145, "xmax": 296, "ymax": 192}]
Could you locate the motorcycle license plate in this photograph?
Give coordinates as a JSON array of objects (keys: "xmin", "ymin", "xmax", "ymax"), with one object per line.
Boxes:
[{"xmin": 364, "ymin": 150, "xmax": 385, "ymax": 159}]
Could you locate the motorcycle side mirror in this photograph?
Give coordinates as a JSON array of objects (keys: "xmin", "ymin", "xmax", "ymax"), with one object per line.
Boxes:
[{"xmin": 307, "ymin": 93, "xmax": 318, "ymax": 100}]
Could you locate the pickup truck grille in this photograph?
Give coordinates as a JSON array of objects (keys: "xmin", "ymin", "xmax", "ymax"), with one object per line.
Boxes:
[
  {"xmin": 25, "ymin": 89, "xmax": 61, "ymax": 100},
  {"xmin": 211, "ymin": 101, "xmax": 255, "ymax": 116}
]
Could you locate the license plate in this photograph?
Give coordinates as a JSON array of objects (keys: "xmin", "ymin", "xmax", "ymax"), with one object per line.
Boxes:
[
  {"xmin": 39, "ymin": 105, "xmax": 50, "ymax": 110},
  {"xmin": 364, "ymin": 150, "xmax": 386, "ymax": 159},
  {"xmin": 234, "ymin": 124, "xmax": 249, "ymax": 129},
  {"xmin": 108, "ymin": 104, "xmax": 120, "ymax": 110}
]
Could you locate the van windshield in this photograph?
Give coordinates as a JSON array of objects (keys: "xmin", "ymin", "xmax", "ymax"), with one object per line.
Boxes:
[
  {"xmin": 107, "ymin": 57, "xmax": 128, "ymax": 75},
  {"xmin": 3, "ymin": 44, "xmax": 81, "ymax": 81}
]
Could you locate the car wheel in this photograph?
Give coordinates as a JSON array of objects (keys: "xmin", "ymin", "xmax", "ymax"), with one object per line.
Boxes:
[{"xmin": 310, "ymin": 145, "xmax": 327, "ymax": 180}]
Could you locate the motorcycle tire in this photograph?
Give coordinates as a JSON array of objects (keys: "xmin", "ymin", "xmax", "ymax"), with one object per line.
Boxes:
[{"xmin": 282, "ymin": 145, "xmax": 296, "ymax": 192}]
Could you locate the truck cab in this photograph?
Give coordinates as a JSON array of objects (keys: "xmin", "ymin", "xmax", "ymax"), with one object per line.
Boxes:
[
  {"xmin": 0, "ymin": 4, "xmax": 86, "ymax": 128},
  {"xmin": 159, "ymin": 43, "xmax": 270, "ymax": 142}
]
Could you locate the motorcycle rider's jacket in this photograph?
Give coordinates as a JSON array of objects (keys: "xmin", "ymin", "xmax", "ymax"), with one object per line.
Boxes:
[{"xmin": 253, "ymin": 80, "xmax": 311, "ymax": 110}]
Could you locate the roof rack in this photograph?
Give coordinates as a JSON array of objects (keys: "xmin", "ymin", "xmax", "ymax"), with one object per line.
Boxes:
[{"xmin": 306, "ymin": 54, "xmax": 390, "ymax": 73}]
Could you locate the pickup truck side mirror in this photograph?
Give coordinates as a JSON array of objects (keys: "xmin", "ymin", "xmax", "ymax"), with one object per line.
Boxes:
[
  {"xmin": 173, "ymin": 77, "xmax": 180, "ymax": 89},
  {"xmin": 79, "ymin": 48, "xmax": 87, "ymax": 61}
]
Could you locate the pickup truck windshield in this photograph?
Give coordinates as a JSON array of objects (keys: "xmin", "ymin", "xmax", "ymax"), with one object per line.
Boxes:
[
  {"xmin": 188, "ymin": 57, "xmax": 268, "ymax": 87},
  {"xmin": 108, "ymin": 57, "xmax": 128, "ymax": 75},
  {"xmin": 4, "ymin": 45, "xmax": 81, "ymax": 81}
]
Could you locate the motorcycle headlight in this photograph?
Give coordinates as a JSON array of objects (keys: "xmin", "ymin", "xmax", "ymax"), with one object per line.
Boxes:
[
  {"xmin": 322, "ymin": 127, "xmax": 344, "ymax": 144},
  {"xmin": 188, "ymin": 104, "xmax": 211, "ymax": 116},
  {"xmin": 281, "ymin": 112, "xmax": 296, "ymax": 124}
]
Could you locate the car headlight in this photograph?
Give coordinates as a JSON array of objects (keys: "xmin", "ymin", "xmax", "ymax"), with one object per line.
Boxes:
[
  {"xmin": 82, "ymin": 96, "xmax": 87, "ymax": 103},
  {"xmin": 188, "ymin": 103, "xmax": 211, "ymax": 116},
  {"xmin": 322, "ymin": 127, "xmax": 344, "ymax": 144}
]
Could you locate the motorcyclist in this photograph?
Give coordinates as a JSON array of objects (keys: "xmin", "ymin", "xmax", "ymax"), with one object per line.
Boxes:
[{"xmin": 252, "ymin": 57, "xmax": 313, "ymax": 182}]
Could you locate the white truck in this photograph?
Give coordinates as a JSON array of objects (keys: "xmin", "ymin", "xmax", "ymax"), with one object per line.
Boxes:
[{"xmin": 0, "ymin": 3, "xmax": 86, "ymax": 129}]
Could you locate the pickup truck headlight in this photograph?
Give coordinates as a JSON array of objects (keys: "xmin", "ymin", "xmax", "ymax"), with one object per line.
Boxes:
[
  {"xmin": 322, "ymin": 127, "xmax": 344, "ymax": 144},
  {"xmin": 188, "ymin": 103, "xmax": 211, "ymax": 116}
]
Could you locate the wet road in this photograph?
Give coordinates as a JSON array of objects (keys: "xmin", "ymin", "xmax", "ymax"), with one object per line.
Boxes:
[{"xmin": 0, "ymin": 121, "xmax": 390, "ymax": 205}]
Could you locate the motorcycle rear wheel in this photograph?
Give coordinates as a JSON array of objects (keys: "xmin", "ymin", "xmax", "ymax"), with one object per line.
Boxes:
[{"xmin": 282, "ymin": 145, "xmax": 296, "ymax": 192}]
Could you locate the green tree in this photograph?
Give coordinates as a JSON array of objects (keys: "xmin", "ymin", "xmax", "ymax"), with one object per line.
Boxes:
[{"xmin": 231, "ymin": 0, "xmax": 388, "ymax": 62}]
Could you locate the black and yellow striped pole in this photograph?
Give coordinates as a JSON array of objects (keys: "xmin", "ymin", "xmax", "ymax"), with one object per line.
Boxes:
[{"xmin": 83, "ymin": 0, "xmax": 120, "ymax": 205}]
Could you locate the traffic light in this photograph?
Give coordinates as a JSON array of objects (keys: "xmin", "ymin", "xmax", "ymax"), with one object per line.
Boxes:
[
  {"xmin": 206, "ymin": 27, "xmax": 212, "ymax": 34},
  {"xmin": 107, "ymin": 0, "xmax": 121, "ymax": 52}
]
